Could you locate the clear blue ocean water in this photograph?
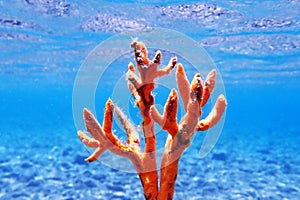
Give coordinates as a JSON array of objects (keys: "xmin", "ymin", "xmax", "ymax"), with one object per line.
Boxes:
[{"xmin": 1, "ymin": 0, "xmax": 300, "ymax": 199}]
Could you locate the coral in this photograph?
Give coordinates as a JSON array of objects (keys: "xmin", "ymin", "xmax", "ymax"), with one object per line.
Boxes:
[{"xmin": 77, "ymin": 40, "xmax": 227, "ymax": 199}]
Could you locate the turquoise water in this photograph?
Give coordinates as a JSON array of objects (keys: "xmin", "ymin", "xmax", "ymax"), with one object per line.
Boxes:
[{"xmin": 1, "ymin": 0, "xmax": 300, "ymax": 199}]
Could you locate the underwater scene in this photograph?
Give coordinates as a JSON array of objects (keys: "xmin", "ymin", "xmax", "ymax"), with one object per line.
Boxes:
[{"xmin": 1, "ymin": 0, "xmax": 300, "ymax": 199}]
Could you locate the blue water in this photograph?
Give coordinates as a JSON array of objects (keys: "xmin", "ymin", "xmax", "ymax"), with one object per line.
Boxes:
[{"xmin": 1, "ymin": 0, "xmax": 300, "ymax": 199}]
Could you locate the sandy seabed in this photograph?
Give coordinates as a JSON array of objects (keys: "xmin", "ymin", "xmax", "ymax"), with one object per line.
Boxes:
[{"xmin": 1, "ymin": 124, "xmax": 299, "ymax": 200}]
